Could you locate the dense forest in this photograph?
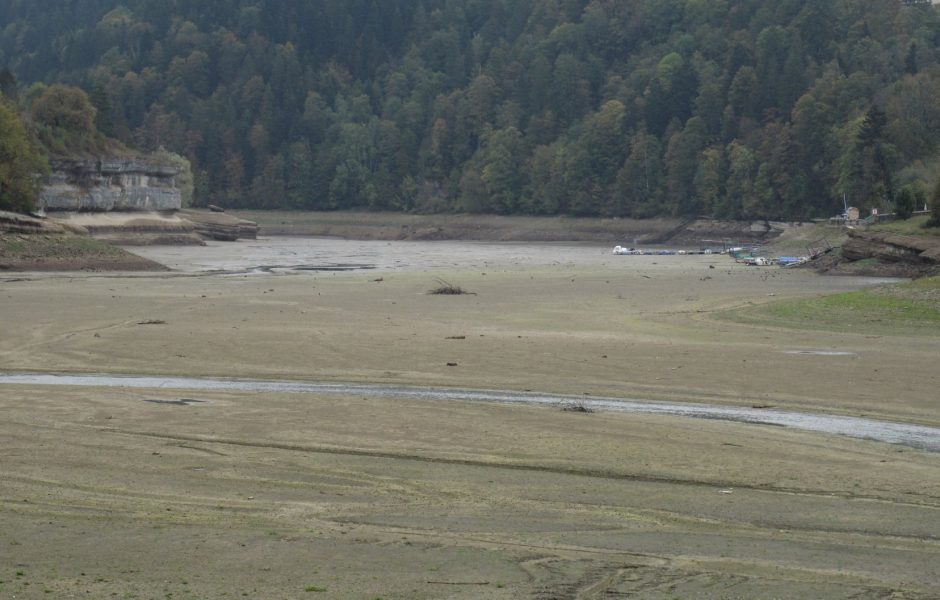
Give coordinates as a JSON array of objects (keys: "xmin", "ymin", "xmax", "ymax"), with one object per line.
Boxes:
[{"xmin": 2, "ymin": 0, "xmax": 940, "ymax": 219}]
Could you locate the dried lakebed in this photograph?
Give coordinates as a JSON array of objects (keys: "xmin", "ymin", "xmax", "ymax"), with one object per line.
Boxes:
[
  {"xmin": 3, "ymin": 372, "xmax": 939, "ymax": 452},
  {"xmin": 125, "ymin": 237, "xmax": 617, "ymax": 274}
]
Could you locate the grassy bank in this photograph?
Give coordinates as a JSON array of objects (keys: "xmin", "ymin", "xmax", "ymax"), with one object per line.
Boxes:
[
  {"xmin": 869, "ymin": 215, "xmax": 940, "ymax": 237},
  {"xmin": 724, "ymin": 275, "xmax": 940, "ymax": 336},
  {"xmin": 0, "ymin": 233, "xmax": 165, "ymax": 271},
  {"xmin": 1, "ymin": 233, "xmax": 123, "ymax": 256}
]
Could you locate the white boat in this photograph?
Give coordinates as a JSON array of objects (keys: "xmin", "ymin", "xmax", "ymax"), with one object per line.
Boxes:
[{"xmin": 613, "ymin": 245, "xmax": 641, "ymax": 255}]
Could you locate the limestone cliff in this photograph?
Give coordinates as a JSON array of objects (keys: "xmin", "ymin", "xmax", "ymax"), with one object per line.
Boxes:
[
  {"xmin": 34, "ymin": 157, "xmax": 258, "ymax": 243},
  {"xmin": 50, "ymin": 209, "xmax": 258, "ymax": 245},
  {"xmin": 39, "ymin": 158, "xmax": 181, "ymax": 212}
]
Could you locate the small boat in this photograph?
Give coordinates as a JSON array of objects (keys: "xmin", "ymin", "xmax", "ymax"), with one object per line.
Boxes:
[
  {"xmin": 613, "ymin": 246, "xmax": 642, "ymax": 255},
  {"xmin": 743, "ymin": 256, "xmax": 774, "ymax": 266},
  {"xmin": 777, "ymin": 256, "xmax": 809, "ymax": 267}
]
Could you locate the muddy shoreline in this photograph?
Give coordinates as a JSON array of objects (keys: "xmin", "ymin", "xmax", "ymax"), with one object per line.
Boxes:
[
  {"xmin": 6, "ymin": 209, "xmax": 937, "ymax": 278},
  {"xmin": 2, "ymin": 232, "xmax": 939, "ymax": 598}
]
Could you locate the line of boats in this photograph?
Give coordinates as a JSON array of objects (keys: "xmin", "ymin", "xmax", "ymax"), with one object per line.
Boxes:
[
  {"xmin": 612, "ymin": 246, "xmax": 717, "ymax": 256},
  {"xmin": 612, "ymin": 245, "xmax": 811, "ymax": 267},
  {"xmin": 736, "ymin": 255, "xmax": 810, "ymax": 267}
]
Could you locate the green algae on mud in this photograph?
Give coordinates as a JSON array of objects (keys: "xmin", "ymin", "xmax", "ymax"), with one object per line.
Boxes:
[
  {"xmin": 0, "ymin": 233, "xmax": 166, "ymax": 271},
  {"xmin": 720, "ymin": 276, "xmax": 940, "ymax": 336},
  {"xmin": 1, "ymin": 233, "xmax": 121, "ymax": 255}
]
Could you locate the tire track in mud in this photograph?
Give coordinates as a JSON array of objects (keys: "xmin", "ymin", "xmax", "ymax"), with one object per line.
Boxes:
[
  {"xmin": 91, "ymin": 426, "xmax": 940, "ymax": 511},
  {"xmin": 10, "ymin": 416, "xmax": 940, "ymax": 556},
  {"xmin": 12, "ymin": 422, "xmax": 940, "ymax": 546},
  {"xmin": 6, "ymin": 425, "xmax": 939, "ymax": 596}
]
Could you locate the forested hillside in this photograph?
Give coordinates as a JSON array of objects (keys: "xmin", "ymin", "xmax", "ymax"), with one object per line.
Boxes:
[{"xmin": 3, "ymin": 0, "xmax": 940, "ymax": 219}]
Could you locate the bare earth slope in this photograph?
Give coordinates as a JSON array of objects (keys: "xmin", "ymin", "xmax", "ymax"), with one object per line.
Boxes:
[
  {"xmin": 1, "ymin": 250, "xmax": 939, "ymax": 598},
  {"xmin": 0, "ymin": 233, "xmax": 167, "ymax": 271}
]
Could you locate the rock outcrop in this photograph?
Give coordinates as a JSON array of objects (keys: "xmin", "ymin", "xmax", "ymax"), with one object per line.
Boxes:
[
  {"xmin": 48, "ymin": 209, "xmax": 259, "ymax": 245},
  {"xmin": 0, "ymin": 210, "xmax": 77, "ymax": 234},
  {"xmin": 50, "ymin": 211, "xmax": 204, "ymax": 245},
  {"xmin": 179, "ymin": 209, "xmax": 259, "ymax": 241},
  {"xmin": 32, "ymin": 156, "xmax": 258, "ymax": 244},
  {"xmin": 40, "ymin": 158, "xmax": 181, "ymax": 212}
]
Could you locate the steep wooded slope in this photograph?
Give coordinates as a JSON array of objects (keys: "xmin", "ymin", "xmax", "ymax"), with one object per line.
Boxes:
[{"xmin": 3, "ymin": 0, "xmax": 939, "ymax": 218}]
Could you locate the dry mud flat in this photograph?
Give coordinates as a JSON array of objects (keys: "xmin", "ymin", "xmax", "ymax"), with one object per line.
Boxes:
[{"xmin": 1, "ymin": 251, "xmax": 939, "ymax": 599}]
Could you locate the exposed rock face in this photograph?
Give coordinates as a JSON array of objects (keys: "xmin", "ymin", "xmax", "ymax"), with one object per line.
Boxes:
[
  {"xmin": 0, "ymin": 210, "xmax": 73, "ymax": 234},
  {"xmin": 51, "ymin": 211, "xmax": 204, "ymax": 245},
  {"xmin": 34, "ymin": 158, "xmax": 258, "ymax": 244},
  {"xmin": 48, "ymin": 209, "xmax": 259, "ymax": 244},
  {"xmin": 179, "ymin": 209, "xmax": 259, "ymax": 241},
  {"xmin": 842, "ymin": 229, "xmax": 940, "ymax": 264},
  {"xmin": 40, "ymin": 159, "xmax": 181, "ymax": 212}
]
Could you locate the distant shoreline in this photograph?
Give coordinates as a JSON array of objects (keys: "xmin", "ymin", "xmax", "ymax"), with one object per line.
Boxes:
[
  {"xmin": 5, "ymin": 210, "xmax": 935, "ymax": 278},
  {"xmin": 230, "ymin": 210, "xmax": 782, "ymax": 244}
]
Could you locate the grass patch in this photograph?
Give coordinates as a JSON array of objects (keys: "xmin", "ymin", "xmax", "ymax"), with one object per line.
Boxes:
[
  {"xmin": 721, "ymin": 276, "xmax": 940, "ymax": 335},
  {"xmin": 0, "ymin": 232, "xmax": 164, "ymax": 271},
  {"xmin": 868, "ymin": 215, "xmax": 940, "ymax": 237},
  {"xmin": 304, "ymin": 585, "xmax": 327, "ymax": 593},
  {"xmin": 0, "ymin": 234, "xmax": 125, "ymax": 258},
  {"xmin": 766, "ymin": 223, "xmax": 846, "ymax": 255}
]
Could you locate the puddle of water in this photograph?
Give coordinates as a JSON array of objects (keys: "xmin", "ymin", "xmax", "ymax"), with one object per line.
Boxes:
[
  {"xmin": 783, "ymin": 350, "xmax": 858, "ymax": 357},
  {"xmin": 144, "ymin": 398, "xmax": 206, "ymax": 406},
  {"xmin": 248, "ymin": 263, "xmax": 377, "ymax": 274},
  {"xmin": 2, "ymin": 373, "xmax": 938, "ymax": 453}
]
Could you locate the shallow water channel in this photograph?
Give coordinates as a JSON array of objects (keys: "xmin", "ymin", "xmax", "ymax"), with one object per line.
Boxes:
[{"xmin": 2, "ymin": 372, "xmax": 938, "ymax": 453}]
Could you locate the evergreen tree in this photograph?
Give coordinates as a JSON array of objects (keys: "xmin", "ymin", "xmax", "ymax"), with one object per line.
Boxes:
[
  {"xmin": 0, "ymin": 67, "xmax": 17, "ymax": 102},
  {"xmin": 927, "ymin": 179, "xmax": 940, "ymax": 227},
  {"xmin": 895, "ymin": 186, "xmax": 915, "ymax": 220}
]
